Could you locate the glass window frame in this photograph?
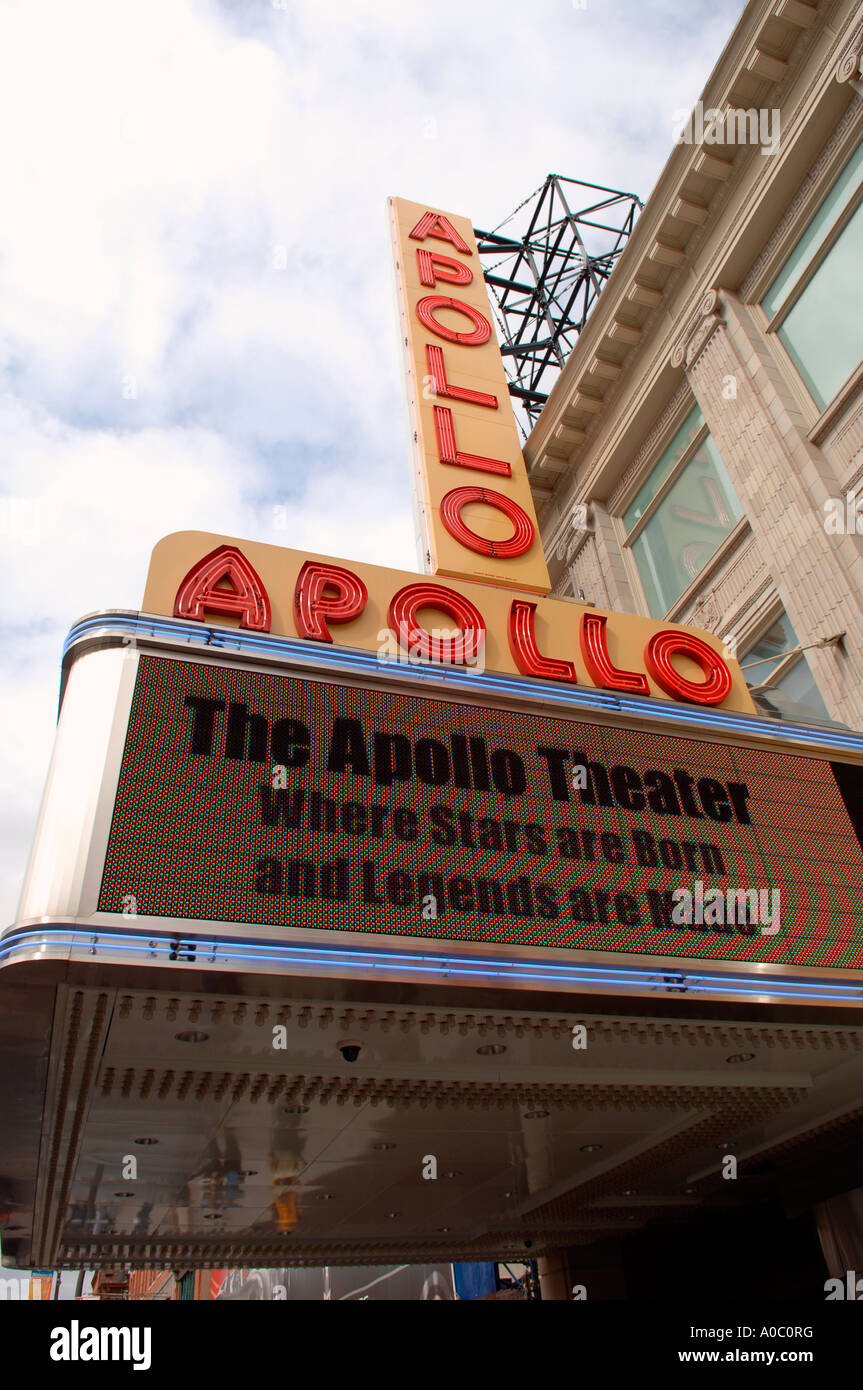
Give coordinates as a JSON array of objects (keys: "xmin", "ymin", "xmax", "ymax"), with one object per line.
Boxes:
[
  {"xmin": 623, "ymin": 417, "xmax": 711, "ymax": 548},
  {"xmin": 617, "ymin": 406, "xmax": 746, "ymax": 620},
  {"xmin": 759, "ymin": 148, "xmax": 863, "ymax": 416},
  {"xmin": 737, "ymin": 607, "xmax": 828, "ymax": 716}
]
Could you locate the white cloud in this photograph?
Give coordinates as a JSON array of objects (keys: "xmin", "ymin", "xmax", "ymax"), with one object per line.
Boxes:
[{"xmin": 0, "ymin": 0, "xmax": 746, "ymax": 924}]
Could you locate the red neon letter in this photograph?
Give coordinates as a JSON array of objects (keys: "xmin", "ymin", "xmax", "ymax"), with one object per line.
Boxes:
[
  {"xmin": 388, "ymin": 583, "xmax": 486, "ymax": 665},
  {"xmin": 173, "ymin": 544, "xmax": 271, "ymax": 631},
  {"xmin": 433, "ymin": 406, "xmax": 510, "ymax": 477},
  {"xmin": 415, "ymin": 295, "xmax": 491, "ymax": 346},
  {"xmin": 408, "ymin": 212, "xmax": 472, "ymax": 256},
  {"xmin": 426, "ymin": 346, "xmax": 497, "ymax": 409},
  {"xmin": 579, "ymin": 613, "xmax": 649, "ymax": 695},
  {"xmin": 439, "ymin": 487, "xmax": 535, "ymax": 558},
  {"xmin": 508, "ymin": 601, "xmax": 578, "ymax": 683},
  {"xmin": 416, "ymin": 250, "xmax": 473, "ymax": 288},
  {"xmin": 644, "ymin": 630, "xmax": 732, "ymax": 705},
  {"xmin": 293, "ymin": 561, "xmax": 368, "ymax": 643}
]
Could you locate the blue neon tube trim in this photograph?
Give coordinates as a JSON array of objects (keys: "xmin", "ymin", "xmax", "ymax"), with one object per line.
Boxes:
[
  {"xmin": 5, "ymin": 923, "xmax": 861, "ymax": 987},
  {"xmin": 62, "ymin": 613, "xmax": 863, "ymax": 755},
  {"xmin": 3, "ymin": 926, "xmax": 862, "ymax": 1003}
]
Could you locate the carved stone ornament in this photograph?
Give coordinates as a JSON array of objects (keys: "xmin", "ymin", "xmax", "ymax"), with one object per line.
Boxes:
[
  {"xmin": 836, "ymin": 13, "xmax": 863, "ymax": 83},
  {"xmin": 670, "ymin": 290, "xmax": 723, "ymax": 370},
  {"xmin": 552, "ymin": 503, "xmax": 593, "ymax": 564},
  {"xmin": 690, "ymin": 593, "xmax": 722, "ymax": 632}
]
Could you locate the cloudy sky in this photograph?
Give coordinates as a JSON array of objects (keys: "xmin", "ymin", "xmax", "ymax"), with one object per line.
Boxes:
[{"xmin": 0, "ymin": 0, "xmax": 746, "ymax": 928}]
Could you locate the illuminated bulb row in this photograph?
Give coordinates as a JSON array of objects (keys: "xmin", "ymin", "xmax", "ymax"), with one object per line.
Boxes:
[
  {"xmin": 99, "ymin": 1068, "xmax": 781, "ymax": 1112},
  {"xmin": 116, "ymin": 991, "xmax": 863, "ymax": 1057}
]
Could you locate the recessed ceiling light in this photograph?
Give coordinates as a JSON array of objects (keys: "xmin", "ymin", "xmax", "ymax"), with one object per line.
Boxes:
[
  {"xmin": 175, "ymin": 1031, "xmax": 209, "ymax": 1043},
  {"xmin": 385, "ymin": 1211, "xmax": 399, "ymax": 1219},
  {"xmin": 316, "ymin": 1193, "xmax": 334, "ymax": 1201},
  {"xmin": 623, "ymin": 1189, "xmax": 637, "ymax": 1196},
  {"xmin": 523, "ymin": 1110, "xmax": 549, "ymax": 1120},
  {"xmin": 726, "ymin": 1052, "xmax": 755, "ymax": 1064},
  {"xmin": 444, "ymin": 1171, "xmax": 462, "ymax": 1179},
  {"xmin": 133, "ymin": 1137, "xmax": 158, "ymax": 1146},
  {"xmin": 580, "ymin": 1143, "xmax": 604, "ymax": 1152},
  {"xmin": 437, "ymin": 1226, "xmax": 451, "ymax": 1233},
  {"xmin": 476, "ymin": 1043, "xmax": 507, "ymax": 1056},
  {"xmin": 373, "ymin": 1142, "xmax": 396, "ymax": 1151},
  {"xmin": 203, "ymin": 1212, "xmax": 222, "ymax": 1220}
]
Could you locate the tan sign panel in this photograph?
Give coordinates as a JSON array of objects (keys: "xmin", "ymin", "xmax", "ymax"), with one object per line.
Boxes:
[
  {"xmin": 143, "ymin": 530, "xmax": 756, "ymax": 713},
  {"xmin": 390, "ymin": 196, "xmax": 551, "ymax": 593}
]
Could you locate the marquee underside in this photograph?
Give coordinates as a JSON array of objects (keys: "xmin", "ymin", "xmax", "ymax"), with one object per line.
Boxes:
[{"xmin": 2, "ymin": 951, "xmax": 863, "ymax": 1271}]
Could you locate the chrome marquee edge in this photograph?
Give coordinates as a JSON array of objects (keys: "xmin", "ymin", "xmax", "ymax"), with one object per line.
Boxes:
[{"xmin": 4, "ymin": 924, "xmax": 863, "ymax": 1007}]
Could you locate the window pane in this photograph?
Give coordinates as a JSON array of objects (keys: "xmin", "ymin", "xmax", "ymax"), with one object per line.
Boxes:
[
  {"xmin": 623, "ymin": 405, "xmax": 704, "ymax": 533},
  {"xmin": 761, "ymin": 141, "xmax": 863, "ymax": 318},
  {"xmin": 775, "ymin": 195, "xmax": 863, "ymax": 409},
  {"xmin": 741, "ymin": 611, "xmax": 831, "ymax": 722},
  {"xmin": 630, "ymin": 432, "xmax": 743, "ymax": 617},
  {"xmin": 742, "ymin": 612, "xmax": 798, "ymax": 683},
  {"xmin": 773, "ymin": 657, "xmax": 830, "ymax": 722}
]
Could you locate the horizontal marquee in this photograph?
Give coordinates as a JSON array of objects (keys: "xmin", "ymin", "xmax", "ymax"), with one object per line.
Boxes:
[
  {"xmin": 143, "ymin": 531, "xmax": 756, "ymax": 712},
  {"xmin": 96, "ymin": 653, "xmax": 863, "ymax": 969}
]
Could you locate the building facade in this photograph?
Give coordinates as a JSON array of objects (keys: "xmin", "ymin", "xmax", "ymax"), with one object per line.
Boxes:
[
  {"xmin": 526, "ymin": 0, "xmax": 863, "ymax": 731},
  {"xmin": 6, "ymin": 2, "xmax": 863, "ymax": 1302}
]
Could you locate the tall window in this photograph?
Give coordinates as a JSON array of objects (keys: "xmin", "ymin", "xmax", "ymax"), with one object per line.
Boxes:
[
  {"xmin": 739, "ymin": 610, "xmax": 830, "ymax": 722},
  {"xmin": 623, "ymin": 405, "xmax": 743, "ymax": 618},
  {"xmin": 761, "ymin": 141, "xmax": 863, "ymax": 411}
]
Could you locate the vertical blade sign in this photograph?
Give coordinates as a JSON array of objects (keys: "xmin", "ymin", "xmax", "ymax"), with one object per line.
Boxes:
[{"xmin": 390, "ymin": 197, "xmax": 551, "ymax": 594}]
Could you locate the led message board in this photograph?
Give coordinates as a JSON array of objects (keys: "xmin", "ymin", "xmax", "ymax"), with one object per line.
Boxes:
[{"xmin": 97, "ymin": 655, "xmax": 863, "ymax": 969}]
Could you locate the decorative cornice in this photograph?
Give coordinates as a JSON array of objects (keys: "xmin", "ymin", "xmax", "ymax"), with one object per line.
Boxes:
[
  {"xmin": 670, "ymin": 289, "xmax": 724, "ymax": 370},
  {"xmin": 552, "ymin": 505, "xmax": 594, "ymax": 565},
  {"xmin": 740, "ymin": 95, "xmax": 863, "ymax": 299},
  {"xmin": 562, "ymin": 524, "xmax": 593, "ymax": 567},
  {"xmin": 689, "ymin": 591, "xmax": 723, "ymax": 633},
  {"xmin": 836, "ymin": 10, "xmax": 863, "ymax": 83}
]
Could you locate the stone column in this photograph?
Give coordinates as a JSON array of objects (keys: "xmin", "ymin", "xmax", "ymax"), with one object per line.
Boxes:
[
  {"xmin": 590, "ymin": 502, "xmax": 640, "ymax": 614},
  {"xmin": 537, "ymin": 1249, "xmax": 571, "ymax": 1300},
  {"xmin": 670, "ymin": 289, "xmax": 863, "ymax": 728}
]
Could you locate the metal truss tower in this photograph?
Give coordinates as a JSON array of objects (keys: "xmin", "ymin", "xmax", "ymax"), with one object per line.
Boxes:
[{"xmin": 475, "ymin": 175, "xmax": 642, "ymax": 431}]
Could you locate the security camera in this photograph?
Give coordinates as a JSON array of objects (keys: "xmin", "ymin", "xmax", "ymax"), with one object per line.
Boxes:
[{"xmin": 338, "ymin": 1040, "xmax": 363, "ymax": 1063}]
